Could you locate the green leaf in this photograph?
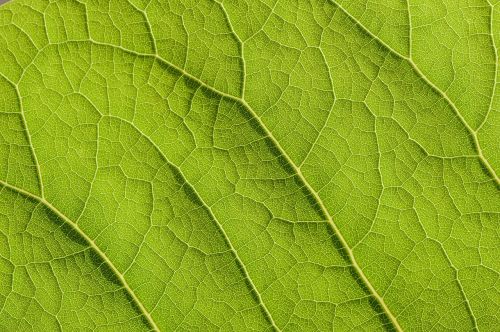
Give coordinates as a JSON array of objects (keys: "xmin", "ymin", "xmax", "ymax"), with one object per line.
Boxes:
[{"xmin": 0, "ymin": 0, "xmax": 498, "ymax": 330}]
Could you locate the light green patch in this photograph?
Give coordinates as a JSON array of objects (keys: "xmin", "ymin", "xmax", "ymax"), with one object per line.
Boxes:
[{"xmin": 0, "ymin": 0, "xmax": 498, "ymax": 331}]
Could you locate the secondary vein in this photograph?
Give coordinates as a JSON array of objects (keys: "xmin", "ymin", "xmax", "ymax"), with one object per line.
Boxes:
[
  {"xmin": 0, "ymin": 179, "xmax": 161, "ymax": 332},
  {"xmin": 236, "ymin": 99, "xmax": 405, "ymax": 332},
  {"xmin": 328, "ymin": 0, "xmax": 499, "ymax": 186},
  {"xmin": 107, "ymin": 115, "xmax": 281, "ymax": 331},
  {"xmin": 76, "ymin": 39, "xmax": 403, "ymax": 332},
  {"xmin": 0, "ymin": 72, "xmax": 45, "ymax": 199}
]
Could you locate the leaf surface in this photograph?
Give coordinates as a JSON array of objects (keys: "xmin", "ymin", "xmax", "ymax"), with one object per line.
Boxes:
[{"xmin": 0, "ymin": 0, "xmax": 499, "ymax": 331}]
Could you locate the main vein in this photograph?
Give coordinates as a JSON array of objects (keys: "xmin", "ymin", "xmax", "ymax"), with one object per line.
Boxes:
[{"xmin": 0, "ymin": 179, "xmax": 161, "ymax": 332}]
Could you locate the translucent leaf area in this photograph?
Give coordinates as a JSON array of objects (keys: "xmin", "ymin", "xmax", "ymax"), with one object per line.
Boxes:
[{"xmin": 0, "ymin": 0, "xmax": 498, "ymax": 331}]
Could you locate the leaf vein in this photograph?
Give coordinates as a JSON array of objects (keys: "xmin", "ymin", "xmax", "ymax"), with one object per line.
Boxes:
[{"xmin": 0, "ymin": 179, "xmax": 161, "ymax": 332}]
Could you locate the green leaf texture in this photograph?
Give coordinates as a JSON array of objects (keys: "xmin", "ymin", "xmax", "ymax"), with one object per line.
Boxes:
[{"xmin": 0, "ymin": 0, "xmax": 499, "ymax": 330}]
